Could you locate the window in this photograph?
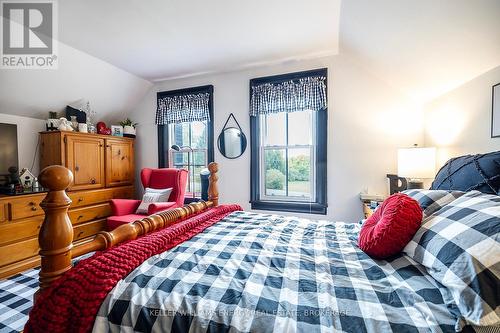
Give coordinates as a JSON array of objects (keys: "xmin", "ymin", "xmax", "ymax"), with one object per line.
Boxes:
[
  {"xmin": 157, "ymin": 85, "xmax": 214, "ymax": 198},
  {"xmin": 261, "ymin": 110, "xmax": 315, "ymax": 201},
  {"xmin": 167, "ymin": 121, "xmax": 208, "ymax": 197},
  {"xmin": 250, "ymin": 69, "xmax": 327, "ymax": 214}
]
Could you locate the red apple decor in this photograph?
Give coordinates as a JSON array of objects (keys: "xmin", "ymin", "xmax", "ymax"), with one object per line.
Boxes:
[
  {"xmin": 96, "ymin": 121, "xmax": 106, "ymax": 132},
  {"xmin": 96, "ymin": 121, "xmax": 111, "ymax": 135}
]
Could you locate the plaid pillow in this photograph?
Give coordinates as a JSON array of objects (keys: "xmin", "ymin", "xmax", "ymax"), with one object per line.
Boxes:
[
  {"xmin": 404, "ymin": 191, "xmax": 500, "ymax": 327},
  {"xmin": 402, "ymin": 189, "xmax": 464, "ymax": 218}
]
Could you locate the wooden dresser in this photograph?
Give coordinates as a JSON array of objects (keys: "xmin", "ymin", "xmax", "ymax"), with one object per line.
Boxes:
[{"xmin": 0, "ymin": 131, "xmax": 135, "ymax": 278}]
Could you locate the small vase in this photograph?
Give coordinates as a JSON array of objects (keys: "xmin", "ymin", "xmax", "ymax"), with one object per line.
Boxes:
[
  {"xmin": 78, "ymin": 123, "xmax": 88, "ymax": 133},
  {"xmin": 70, "ymin": 116, "xmax": 78, "ymax": 130}
]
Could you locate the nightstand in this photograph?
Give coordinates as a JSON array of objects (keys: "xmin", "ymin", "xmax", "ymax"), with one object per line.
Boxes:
[{"xmin": 359, "ymin": 194, "xmax": 386, "ymax": 219}]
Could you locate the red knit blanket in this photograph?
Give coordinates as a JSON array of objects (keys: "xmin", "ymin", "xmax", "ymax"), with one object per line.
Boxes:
[{"xmin": 24, "ymin": 204, "xmax": 242, "ymax": 333}]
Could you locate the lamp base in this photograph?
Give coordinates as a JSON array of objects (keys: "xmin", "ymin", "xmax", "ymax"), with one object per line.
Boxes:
[
  {"xmin": 387, "ymin": 174, "xmax": 408, "ymax": 194},
  {"xmin": 407, "ymin": 180, "xmax": 424, "ymax": 190}
]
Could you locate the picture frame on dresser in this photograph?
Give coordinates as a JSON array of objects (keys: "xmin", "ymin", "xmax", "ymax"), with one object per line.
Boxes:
[
  {"xmin": 111, "ymin": 125, "xmax": 124, "ymax": 137},
  {"xmin": 492, "ymin": 82, "xmax": 500, "ymax": 138}
]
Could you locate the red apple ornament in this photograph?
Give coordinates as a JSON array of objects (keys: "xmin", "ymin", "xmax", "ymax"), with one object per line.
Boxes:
[{"xmin": 96, "ymin": 122, "xmax": 111, "ymax": 135}]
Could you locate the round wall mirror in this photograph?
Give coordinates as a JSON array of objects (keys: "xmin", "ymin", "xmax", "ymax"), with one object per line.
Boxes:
[{"xmin": 218, "ymin": 127, "xmax": 247, "ymax": 159}]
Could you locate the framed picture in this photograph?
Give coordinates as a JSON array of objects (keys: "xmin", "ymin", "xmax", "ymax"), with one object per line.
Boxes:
[
  {"xmin": 492, "ymin": 83, "xmax": 500, "ymax": 138},
  {"xmin": 111, "ymin": 125, "xmax": 123, "ymax": 137}
]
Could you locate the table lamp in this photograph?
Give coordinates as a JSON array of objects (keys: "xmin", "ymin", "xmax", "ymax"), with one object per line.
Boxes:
[{"xmin": 397, "ymin": 145, "xmax": 436, "ymax": 189}]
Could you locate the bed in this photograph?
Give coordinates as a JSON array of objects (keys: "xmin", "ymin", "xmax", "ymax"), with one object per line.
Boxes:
[{"xmin": 23, "ymin": 161, "xmax": 499, "ymax": 333}]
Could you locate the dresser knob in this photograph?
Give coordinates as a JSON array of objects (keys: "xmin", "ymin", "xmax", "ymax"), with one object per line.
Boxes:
[
  {"xmin": 78, "ymin": 197, "xmax": 84, "ymax": 202},
  {"xmin": 31, "ymin": 207, "xmax": 37, "ymax": 211},
  {"xmin": 75, "ymin": 166, "xmax": 80, "ymax": 172}
]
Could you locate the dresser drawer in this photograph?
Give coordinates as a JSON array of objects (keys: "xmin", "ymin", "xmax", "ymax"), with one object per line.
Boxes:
[
  {"xmin": 0, "ymin": 213, "xmax": 107, "ymax": 249},
  {"xmin": 73, "ymin": 219, "xmax": 106, "ymax": 241},
  {"xmin": 68, "ymin": 186, "xmax": 134, "ymax": 208},
  {"xmin": 0, "ymin": 217, "xmax": 43, "ymax": 246},
  {"xmin": 68, "ymin": 189, "xmax": 113, "ymax": 208},
  {"xmin": 0, "ymin": 256, "xmax": 40, "ymax": 279},
  {"xmin": 68, "ymin": 203, "xmax": 111, "ymax": 225},
  {"xmin": 0, "ymin": 237, "xmax": 39, "ymax": 267},
  {"xmin": 7, "ymin": 194, "xmax": 45, "ymax": 221}
]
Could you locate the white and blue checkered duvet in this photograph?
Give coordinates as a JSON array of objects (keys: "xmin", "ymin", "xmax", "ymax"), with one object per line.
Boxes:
[{"xmin": 93, "ymin": 211, "xmax": 460, "ymax": 333}]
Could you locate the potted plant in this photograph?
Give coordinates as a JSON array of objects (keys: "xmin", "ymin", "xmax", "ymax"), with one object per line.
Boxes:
[{"xmin": 119, "ymin": 118, "xmax": 138, "ymax": 137}]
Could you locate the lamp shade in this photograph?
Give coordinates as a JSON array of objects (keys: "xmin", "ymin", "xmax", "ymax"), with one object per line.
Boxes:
[{"xmin": 398, "ymin": 147, "xmax": 436, "ymax": 179}]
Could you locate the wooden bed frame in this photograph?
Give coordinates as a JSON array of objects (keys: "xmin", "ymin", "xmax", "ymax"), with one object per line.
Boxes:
[{"xmin": 35, "ymin": 162, "xmax": 220, "ymax": 297}]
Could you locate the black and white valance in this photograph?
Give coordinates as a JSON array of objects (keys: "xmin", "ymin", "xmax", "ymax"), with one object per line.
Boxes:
[
  {"xmin": 156, "ymin": 92, "xmax": 210, "ymax": 125},
  {"xmin": 250, "ymin": 76, "xmax": 327, "ymax": 116}
]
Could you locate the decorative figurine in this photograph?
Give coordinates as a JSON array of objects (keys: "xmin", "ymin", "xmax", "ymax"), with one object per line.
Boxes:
[
  {"xmin": 57, "ymin": 117, "xmax": 74, "ymax": 131},
  {"xmin": 19, "ymin": 168, "xmax": 35, "ymax": 190}
]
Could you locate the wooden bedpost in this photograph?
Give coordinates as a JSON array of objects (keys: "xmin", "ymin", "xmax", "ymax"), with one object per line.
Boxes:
[
  {"xmin": 37, "ymin": 165, "xmax": 74, "ymax": 294},
  {"xmin": 208, "ymin": 162, "xmax": 219, "ymax": 206},
  {"xmin": 34, "ymin": 164, "xmax": 221, "ymax": 294}
]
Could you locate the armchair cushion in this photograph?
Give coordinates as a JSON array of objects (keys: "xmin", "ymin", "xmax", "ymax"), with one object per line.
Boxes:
[
  {"xmin": 110, "ymin": 199, "xmax": 142, "ymax": 216},
  {"xmin": 147, "ymin": 201, "xmax": 177, "ymax": 215},
  {"xmin": 107, "ymin": 214, "xmax": 145, "ymax": 231}
]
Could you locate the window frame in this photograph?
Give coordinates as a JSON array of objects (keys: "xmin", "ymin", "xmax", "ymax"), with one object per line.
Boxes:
[
  {"xmin": 157, "ymin": 84, "xmax": 215, "ymax": 170},
  {"xmin": 250, "ymin": 69, "xmax": 328, "ymax": 215}
]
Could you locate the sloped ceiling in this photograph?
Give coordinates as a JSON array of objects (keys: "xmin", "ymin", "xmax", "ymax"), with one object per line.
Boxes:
[
  {"xmin": 340, "ymin": 0, "xmax": 500, "ymax": 102},
  {"xmin": 57, "ymin": 0, "xmax": 341, "ymax": 81}
]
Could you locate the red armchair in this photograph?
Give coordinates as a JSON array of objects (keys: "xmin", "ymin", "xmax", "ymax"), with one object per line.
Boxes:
[{"xmin": 107, "ymin": 168, "xmax": 188, "ymax": 230}]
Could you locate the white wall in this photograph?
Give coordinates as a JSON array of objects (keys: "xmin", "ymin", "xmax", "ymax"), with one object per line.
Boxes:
[
  {"xmin": 0, "ymin": 113, "xmax": 46, "ymax": 175},
  {"xmin": 424, "ymin": 65, "xmax": 500, "ymax": 166},
  {"xmin": 129, "ymin": 55, "xmax": 423, "ymax": 223}
]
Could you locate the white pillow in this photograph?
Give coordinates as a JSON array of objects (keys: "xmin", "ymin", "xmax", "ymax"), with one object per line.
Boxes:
[{"xmin": 135, "ymin": 187, "xmax": 173, "ymax": 214}]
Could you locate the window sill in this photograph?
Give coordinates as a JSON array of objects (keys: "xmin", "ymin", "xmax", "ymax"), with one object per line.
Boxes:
[{"xmin": 250, "ymin": 200, "xmax": 327, "ymax": 215}]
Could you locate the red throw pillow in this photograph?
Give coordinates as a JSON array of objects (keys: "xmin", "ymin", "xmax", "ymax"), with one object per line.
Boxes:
[{"xmin": 358, "ymin": 193, "xmax": 423, "ymax": 259}]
